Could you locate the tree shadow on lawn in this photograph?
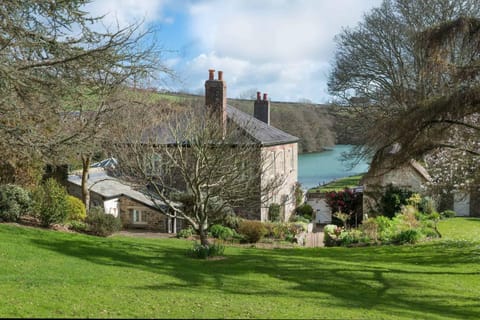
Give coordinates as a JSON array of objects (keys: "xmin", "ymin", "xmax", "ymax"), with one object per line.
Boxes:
[{"xmin": 30, "ymin": 234, "xmax": 480, "ymax": 319}]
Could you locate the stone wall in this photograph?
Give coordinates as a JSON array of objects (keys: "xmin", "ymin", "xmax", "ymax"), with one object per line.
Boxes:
[
  {"xmin": 260, "ymin": 142, "xmax": 298, "ymax": 221},
  {"xmin": 118, "ymin": 197, "xmax": 183, "ymax": 232}
]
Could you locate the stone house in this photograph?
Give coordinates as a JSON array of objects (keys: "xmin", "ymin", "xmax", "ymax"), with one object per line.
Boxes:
[
  {"xmin": 361, "ymin": 150, "xmax": 479, "ymax": 217},
  {"xmin": 202, "ymin": 70, "xmax": 299, "ymax": 221},
  {"xmin": 67, "ymin": 168, "xmax": 182, "ymax": 232},
  {"xmin": 151, "ymin": 70, "xmax": 299, "ymax": 222},
  {"xmin": 68, "ymin": 70, "xmax": 299, "ymax": 228},
  {"xmin": 361, "ymin": 159, "xmax": 432, "ymax": 214}
]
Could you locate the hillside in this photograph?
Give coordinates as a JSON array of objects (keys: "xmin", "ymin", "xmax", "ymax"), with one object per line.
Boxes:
[{"xmin": 227, "ymin": 99, "xmax": 335, "ymax": 153}]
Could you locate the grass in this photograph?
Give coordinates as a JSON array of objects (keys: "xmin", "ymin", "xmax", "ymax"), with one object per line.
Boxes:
[
  {"xmin": 0, "ymin": 218, "xmax": 479, "ymax": 319},
  {"xmin": 308, "ymin": 174, "xmax": 364, "ymax": 193}
]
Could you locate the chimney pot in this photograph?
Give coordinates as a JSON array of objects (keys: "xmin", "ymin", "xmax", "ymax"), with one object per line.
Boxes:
[
  {"xmin": 218, "ymin": 70, "xmax": 223, "ymax": 81},
  {"xmin": 254, "ymin": 91, "xmax": 271, "ymax": 125},
  {"xmin": 208, "ymin": 69, "xmax": 215, "ymax": 80}
]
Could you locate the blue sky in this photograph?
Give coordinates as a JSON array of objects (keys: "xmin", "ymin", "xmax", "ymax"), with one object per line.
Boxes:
[{"xmin": 85, "ymin": 0, "xmax": 382, "ymax": 103}]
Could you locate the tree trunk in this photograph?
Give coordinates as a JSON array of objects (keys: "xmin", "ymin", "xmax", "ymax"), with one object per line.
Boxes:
[
  {"xmin": 198, "ymin": 225, "xmax": 210, "ymax": 246},
  {"xmin": 81, "ymin": 154, "xmax": 91, "ymax": 212}
]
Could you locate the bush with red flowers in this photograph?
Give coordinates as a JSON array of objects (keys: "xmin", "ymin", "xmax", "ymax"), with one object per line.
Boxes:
[{"xmin": 325, "ymin": 188, "xmax": 363, "ymax": 228}]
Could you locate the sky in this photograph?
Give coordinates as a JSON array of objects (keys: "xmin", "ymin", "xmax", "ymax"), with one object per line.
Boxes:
[{"xmin": 84, "ymin": 0, "xmax": 382, "ymax": 103}]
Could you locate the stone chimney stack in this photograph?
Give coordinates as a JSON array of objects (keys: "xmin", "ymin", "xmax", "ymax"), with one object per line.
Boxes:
[
  {"xmin": 205, "ymin": 69, "xmax": 227, "ymax": 130},
  {"xmin": 254, "ymin": 91, "xmax": 270, "ymax": 125}
]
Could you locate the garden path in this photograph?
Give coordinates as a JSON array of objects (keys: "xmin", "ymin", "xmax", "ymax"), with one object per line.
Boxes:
[{"xmin": 304, "ymin": 225, "xmax": 324, "ymax": 247}]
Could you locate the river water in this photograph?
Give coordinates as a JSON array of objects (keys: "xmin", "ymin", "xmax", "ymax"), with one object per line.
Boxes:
[{"xmin": 298, "ymin": 145, "xmax": 370, "ymax": 190}]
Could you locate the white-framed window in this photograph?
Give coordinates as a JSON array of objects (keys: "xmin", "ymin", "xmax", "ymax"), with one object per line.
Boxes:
[{"xmin": 131, "ymin": 209, "xmax": 147, "ymax": 224}]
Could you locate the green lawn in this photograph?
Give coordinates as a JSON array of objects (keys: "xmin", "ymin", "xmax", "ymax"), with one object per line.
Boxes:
[
  {"xmin": 308, "ymin": 174, "xmax": 364, "ymax": 193},
  {"xmin": 1, "ymin": 218, "xmax": 479, "ymax": 319}
]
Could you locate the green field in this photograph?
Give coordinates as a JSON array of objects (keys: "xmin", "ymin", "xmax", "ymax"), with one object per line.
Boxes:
[
  {"xmin": 1, "ymin": 218, "xmax": 479, "ymax": 319},
  {"xmin": 308, "ymin": 174, "xmax": 364, "ymax": 193}
]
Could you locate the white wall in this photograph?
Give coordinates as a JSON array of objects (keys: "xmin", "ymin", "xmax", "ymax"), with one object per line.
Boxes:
[
  {"xmin": 307, "ymin": 196, "xmax": 331, "ymax": 224},
  {"xmin": 453, "ymin": 192, "xmax": 470, "ymax": 217},
  {"xmin": 104, "ymin": 198, "xmax": 120, "ymax": 217}
]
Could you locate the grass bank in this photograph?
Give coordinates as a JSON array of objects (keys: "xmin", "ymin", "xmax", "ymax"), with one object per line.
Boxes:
[
  {"xmin": 308, "ymin": 174, "xmax": 364, "ymax": 193},
  {"xmin": 0, "ymin": 218, "xmax": 479, "ymax": 319}
]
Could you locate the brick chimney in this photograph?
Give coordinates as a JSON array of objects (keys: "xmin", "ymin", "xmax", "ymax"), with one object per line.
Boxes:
[
  {"xmin": 205, "ymin": 69, "xmax": 227, "ymax": 130},
  {"xmin": 254, "ymin": 91, "xmax": 270, "ymax": 125}
]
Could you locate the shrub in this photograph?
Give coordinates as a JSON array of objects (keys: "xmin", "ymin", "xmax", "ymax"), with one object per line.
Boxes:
[
  {"xmin": 295, "ymin": 203, "xmax": 313, "ymax": 220},
  {"xmin": 418, "ymin": 196, "xmax": 436, "ymax": 215},
  {"xmin": 339, "ymin": 229, "xmax": 363, "ymax": 246},
  {"xmin": 323, "ymin": 224, "xmax": 342, "ymax": 247},
  {"xmin": 333, "ymin": 211, "xmax": 351, "ymax": 229},
  {"xmin": 375, "ymin": 216, "xmax": 396, "ymax": 242},
  {"xmin": 0, "ymin": 184, "xmax": 31, "ymax": 222},
  {"xmin": 392, "ymin": 229, "xmax": 422, "ymax": 245},
  {"xmin": 223, "ymin": 213, "xmax": 241, "ymax": 230},
  {"xmin": 325, "ymin": 188, "xmax": 362, "ymax": 227},
  {"xmin": 292, "ymin": 215, "xmax": 310, "ymax": 224},
  {"xmin": 294, "ymin": 182, "xmax": 304, "ymax": 207},
  {"xmin": 263, "ymin": 222, "xmax": 305, "ymax": 242},
  {"xmin": 32, "ymin": 178, "xmax": 69, "ymax": 227},
  {"xmin": 177, "ymin": 226, "xmax": 194, "ymax": 238},
  {"xmin": 360, "ymin": 218, "xmax": 379, "ymax": 242},
  {"xmin": 85, "ymin": 207, "xmax": 122, "ymax": 236},
  {"xmin": 263, "ymin": 221, "xmax": 275, "ymax": 238},
  {"xmin": 209, "ymin": 224, "xmax": 235, "ymax": 240},
  {"xmin": 406, "ymin": 193, "xmax": 422, "ymax": 207},
  {"xmin": 188, "ymin": 242, "xmax": 225, "ymax": 259},
  {"xmin": 379, "ymin": 184, "xmax": 413, "ymax": 218},
  {"xmin": 441, "ymin": 210, "xmax": 456, "ymax": 219},
  {"xmin": 268, "ymin": 203, "xmax": 281, "ymax": 222},
  {"xmin": 421, "ymin": 226, "xmax": 438, "ymax": 238},
  {"xmin": 66, "ymin": 196, "xmax": 86, "ymax": 221},
  {"xmin": 238, "ymin": 220, "xmax": 267, "ymax": 243},
  {"xmin": 323, "ymin": 224, "xmax": 337, "ymax": 234},
  {"xmin": 68, "ymin": 220, "xmax": 87, "ymax": 233},
  {"xmin": 294, "ymin": 222, "xmax": 308, "ymax": 233},
  {"xmin": 271, "ymin": 223, "xmax": 291, "ymax": 240},
  {"xmin": 398, "ymin": 205, "xmax": 421, "ymax": 229}
]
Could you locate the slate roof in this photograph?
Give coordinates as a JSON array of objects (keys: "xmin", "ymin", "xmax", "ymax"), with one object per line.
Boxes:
[
  {"xmin": 67, "ymin": 169, "xmax": 168, "ymax": 211},
  {"xmin": 146, "ymin": 104, "xmax": 299, "ymax": 146},
  {"xmin": 226, "ymin": 105, "xmax": 299, "ymax": 146}
]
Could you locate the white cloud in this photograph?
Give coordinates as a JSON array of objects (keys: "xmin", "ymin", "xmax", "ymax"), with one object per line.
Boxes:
[
  {"xmin": 183, "ymin": 0, "xmax": 382, "ymax": 102},
  {"xmin": 179, "ymin": 52, "xmax": 331, "ymax": 102},
  {"xmin": 84, "ymin": 0, "xmax": 171, "ymax": 29},
  {"xmin": 189, "ymin": 0, "xmax": 381, "ymax": 62},
  {"xmin": 82, "ymin": 0, "xmax": 383, "ymax": 102}
]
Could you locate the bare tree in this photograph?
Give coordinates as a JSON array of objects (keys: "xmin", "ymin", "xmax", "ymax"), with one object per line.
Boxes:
[
  {"xmin": 0, "ymin": 0, "xmax": 172, "ymax": 186},
  {"xmin": 328, "ymin": 0, "xmax": 480, "ymax": 188},
  {"xmin": 111, "ymin": 107, "xmax": 282, "ymax": 245}
]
